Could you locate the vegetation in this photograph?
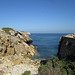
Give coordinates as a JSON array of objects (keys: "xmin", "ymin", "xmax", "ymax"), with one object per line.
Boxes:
[
  {"xmin": 38, "ymin": 57, "xmax": 75, "ymax": 75},
  {"xmin": 1, "ymin": 40, "xmax": 5, "ymax": 44},
  {"xmin": 0, "ymin": 36, "xmax": 1, "ymax": 39},
  {"xmin": 21, "ymin": 31, "xmax": 25, "ymax": 32},
  {"xmin": 2, "ymin": 27, "xmax": 15, "ymax": 35},
  {"xmin": 22, "ymin": 71, "xmax": 31, "ymax": 75}
]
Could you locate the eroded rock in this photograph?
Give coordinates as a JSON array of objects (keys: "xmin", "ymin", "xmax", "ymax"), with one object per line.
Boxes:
[{"xmin": 0, "ymin": 28, "xmax": 40, "ymax": 75}]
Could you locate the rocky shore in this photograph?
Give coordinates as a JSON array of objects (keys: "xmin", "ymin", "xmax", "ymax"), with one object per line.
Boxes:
[
  {"xmin": 0, "ymin": 28, "xmax": 40, "ymax": 75},
  {"xmin": 38, "ymin": 33, "xmax": 75, "ymax": 75},
  {"xmin": 0, "ymin": 28, "xmax": 75, "ymax": 75}
]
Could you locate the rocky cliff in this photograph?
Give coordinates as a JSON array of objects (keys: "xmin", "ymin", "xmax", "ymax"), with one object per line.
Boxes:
[
  {"xmin": 0, "ymin": 28, "xmax": 40, "ymax": 75},
  {"xmin": 58, "ymin": 33, "xmax": 75, "ymax": 59}
]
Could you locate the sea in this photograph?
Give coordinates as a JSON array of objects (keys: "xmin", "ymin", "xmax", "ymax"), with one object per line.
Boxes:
[{"xmin": 30, "ymin": 33, "xmax": 72, "ymax": 60}]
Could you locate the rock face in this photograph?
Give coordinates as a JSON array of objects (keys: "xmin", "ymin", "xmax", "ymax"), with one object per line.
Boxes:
[
  {"xmin": 58, "ymin": 33, "xmax": 75, "ymax": 59},
  {"xmin": 0, "ymin": 28, "xmax": 40, "ymax": 75},
  {"xmin": 0, "ymin": 28, "xmax": 36, "ymax": 56}
]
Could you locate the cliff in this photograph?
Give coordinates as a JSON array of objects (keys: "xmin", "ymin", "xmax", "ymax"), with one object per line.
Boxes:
[
  {"xmin": 38, "ymin": 34, "xmax": 75, "ymax": 75},
  {"xmin": 0, "ymin": 28, "xmax": 36, "ymax": 56},
  {"xmin": 0, "ymin": 28, "xmax": 40, "ymax": 75},
  {"xmin": 38, "ymin": 33, "xmax": 75, "ymax": 75},
  {"xmin": 58, "ymin": 33, "xmax": 75, "ymax": 59}
]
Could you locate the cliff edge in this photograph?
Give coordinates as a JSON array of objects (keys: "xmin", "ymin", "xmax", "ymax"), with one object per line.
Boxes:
[
  {"xmin": 0, "ymin": 28, "xmax": 40, "ymax": 75},
  {"xmin": 58, "ymin": 33, "xmax": 75, "ymax": 59}
]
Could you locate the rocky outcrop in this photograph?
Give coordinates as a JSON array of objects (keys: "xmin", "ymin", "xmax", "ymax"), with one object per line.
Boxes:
[
  {"xmin": 58, "ymin": 33, "xmax": 75, "ymax": 59},
  {"xmin": 0, "ymin": 28, "xmax": 40, "ymax": 75},
  {"xmin": 0, "ymin": 28, "xmax": 36, "ymax": 56}
]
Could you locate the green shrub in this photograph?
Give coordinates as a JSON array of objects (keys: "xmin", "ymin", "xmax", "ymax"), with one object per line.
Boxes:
[
  {"xmin": 0, "ymin": 36, "xmax": 1, "ymax": 39},
  {"xmin": 61, "ymin": 69, "xmax": 67, "ymax": 75},
  {"xmin": 38, "ymin": 57, "xmax": 75, "ymax": 75},
  {"xmin": 52, "ymin": 57, "xmax": 59, "ymax": 67},
  {"xmin": 2, "ymin": 27, "xmax": 14, "ymax": 35},
  {"xmin": 1, "ymin": 40, "xmax": 5, "ymax": 43},
  {"xmin": 22, "ymin": 71, "xmax": 31, "ymax": 75},
  {"xmin": 39, "ymin": 64, "xmax": 47, "ymax": 71}
]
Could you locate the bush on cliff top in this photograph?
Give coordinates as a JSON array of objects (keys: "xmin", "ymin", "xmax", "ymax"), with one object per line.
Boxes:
[
  {"xmin": 22, "ymin": 71, "xmax": 31, "ymax": 75},
  {"xmin": 38, "ymin": 57, "xmax": 75, "ymax": 75},
  {"xmin": 2, "ymin": 27, "xmax": 15, "ymax": 35}
]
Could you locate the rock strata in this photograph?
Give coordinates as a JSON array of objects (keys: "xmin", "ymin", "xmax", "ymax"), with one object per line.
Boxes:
[
  {"xmin": 0, "ymin": 28, "xmax": 40, "ymax": 75},
  {"xmin": 58, "ymin": 33, "xmax": 75, "ymax": 59}
]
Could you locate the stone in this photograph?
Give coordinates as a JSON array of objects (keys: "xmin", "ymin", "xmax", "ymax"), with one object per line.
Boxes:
[
  {"xmin": 0, "ymin": 70, "xmax": 4, "ymax": 75},
  {"xmin": 9, "ymin": 30, "xmax": 16, "ymax": 36},
  {"xmin": 6, "ymin": 72, "xmax": 12, "ymax": 75},
  {"xmin": 7, "ymin": 47, "xmax": 15, "ymax": 55},
  {"xmin": 13, "ymin": 59, "xmax": 21, "ymax": 65},
  {"xmin": 58, "ymin": 34, "xmax": 75, "ymax": 59},
  {"xmin": 0, "ymin": 27, "xmax": 39, "ymax": 75}
]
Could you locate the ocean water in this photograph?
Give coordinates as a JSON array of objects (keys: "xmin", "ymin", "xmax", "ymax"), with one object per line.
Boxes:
[{"xmin": 30, "ymin": 33, "xmax": 71, "ymax": 60}]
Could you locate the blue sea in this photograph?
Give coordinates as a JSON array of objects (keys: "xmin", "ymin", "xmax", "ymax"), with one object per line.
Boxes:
[{"xmin": 30, "ymin": 33, "xmax": 71, "ymax": 60}]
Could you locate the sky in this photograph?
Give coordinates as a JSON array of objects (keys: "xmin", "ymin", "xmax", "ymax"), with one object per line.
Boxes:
[{"xmin": 0, "ymin": 0, "xmax": 75, "ymax": 33}]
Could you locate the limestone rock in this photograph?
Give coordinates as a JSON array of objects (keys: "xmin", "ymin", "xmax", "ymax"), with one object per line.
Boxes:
[
  {"xmin": 7, "ymin": 47, "xmax": 15, "ymax": 55},
  {"xmin": 0, "ymin": 27, "xmax": 40, "ymax": 75},
  {"xmin": 0, "ymin": 27, "xmax": 37, "ymax": 56},
  {"xmin": 13, "ymin": 59, "xmax": 21, "ymax": 65},
  {"xmin": 0, "ymin": 55, "xmax": 41, "ymax": 75}
]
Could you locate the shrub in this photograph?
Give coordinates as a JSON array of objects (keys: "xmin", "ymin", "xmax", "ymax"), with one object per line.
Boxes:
[
  {"xmin": 61, "ymin": 69, "xmax": 67, "ymax": 75},
  {"xmin": 2, "ymin": 27, "xmax": 14, "ymax": 35},
  {"xmin": 38, "ymin": 57, "xmax": 75, "ymax": 75},
  {"xmin": 0, "ymin": 36, "xmax": 1, "ymax": 40},
  {"xmin": 22, "ymin": 71, "xmax": 31, "ymax": 75}
]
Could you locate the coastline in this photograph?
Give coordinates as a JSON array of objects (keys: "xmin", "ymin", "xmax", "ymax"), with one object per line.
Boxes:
[
  {"xmin": 30, "ymin": 33, "xmax": 69, "ymax": 60},
  {"xmin": 0, "ymin": 28, "xmax": 75, "ymax": 75},
  {"xmin": 0, "ymin": 28, "xmax": 41, "ymax": 75}
]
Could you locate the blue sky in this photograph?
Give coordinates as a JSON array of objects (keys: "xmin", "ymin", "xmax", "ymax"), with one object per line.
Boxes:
[{"xmin": 0, "ymin": 0, "xmax": 75, "ymax": 33}]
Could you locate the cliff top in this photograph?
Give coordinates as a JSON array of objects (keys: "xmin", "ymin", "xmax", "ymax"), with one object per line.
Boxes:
[
  {"xmin": 64, "ymin": 33, "xmax": 75, "ymax": 39},
  {"xmin": 0, "ymin": 27, "xmax": 30, "ymax": 35}
]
